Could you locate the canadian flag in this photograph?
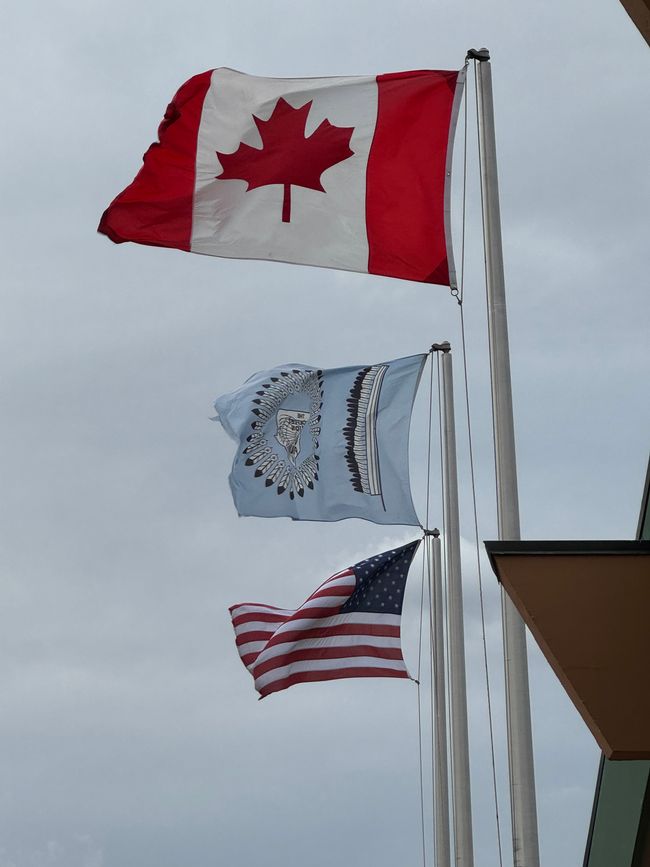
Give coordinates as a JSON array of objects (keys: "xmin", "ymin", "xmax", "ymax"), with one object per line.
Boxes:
[{"xmin": 99, "ymin": 67, "xmax": 465, "ymax": 286}]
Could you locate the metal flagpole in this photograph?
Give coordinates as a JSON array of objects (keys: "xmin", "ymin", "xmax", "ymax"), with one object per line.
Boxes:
[
  {"xmin": 435, "ymin": 343, "xmax": 474, "ymax": 867},
  {"xmin": 430, "ymin": 530, "xmax": 451, "ymax": 867},
  {"xmin": 468, "ymin": 47, "xmax": 541, "ymax": 867}
]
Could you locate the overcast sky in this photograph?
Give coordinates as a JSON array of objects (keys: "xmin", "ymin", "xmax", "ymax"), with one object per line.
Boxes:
[{"xmin": 1, "ymin": 1, "xmax": 648, "ymax": 866}]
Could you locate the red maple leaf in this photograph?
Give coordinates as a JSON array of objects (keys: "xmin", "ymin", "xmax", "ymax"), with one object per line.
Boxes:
[{"xmin": 216, "ymin": 98, "xmax": 355, "ymax": 223}]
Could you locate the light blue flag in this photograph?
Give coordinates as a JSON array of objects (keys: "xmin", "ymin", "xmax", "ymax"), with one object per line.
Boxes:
[{"xmin": 214, "ymin": 354, "xmax": 425, "ymax": 526}]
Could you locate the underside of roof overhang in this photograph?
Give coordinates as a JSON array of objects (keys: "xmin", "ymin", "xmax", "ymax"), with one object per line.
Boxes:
[
  {"xmin": 485, "ymin": 540, "xmax": 650, "ymax": 760},
  {"xmin": 619, "ymin": 0, "xmax": 650, "ymax": 45}
]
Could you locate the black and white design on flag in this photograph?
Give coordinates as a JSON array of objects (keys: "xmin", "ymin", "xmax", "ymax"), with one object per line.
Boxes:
[
  {"xmin": 215, "ymin": 353, "xmax": 424, "ymax": 525},
  {"xmin": 243, "ymin": 368, "xmax": 324, "ymax": 499},
  {"xmin": 344, "ymin": 364, "xmax": 388, "ymax": 509}
]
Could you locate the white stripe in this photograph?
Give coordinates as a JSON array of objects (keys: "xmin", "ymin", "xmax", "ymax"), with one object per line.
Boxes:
[
  {"xmin": 233, "ymin": 621, "xmax": 287, "ymax": 639},
  {"xmin": 236, "ymin": 640, "xmax": 268, "ymax": 658},
  {"xmin": 232, "ymin": 576, "xmax": 354, "ymax": 630},
  {"xmin": 305, "ymin": 574, "xmax": 355, "ymax": 600},
  {"xmin": 270, "ymin": 610, "xmax": 402, "ymax": 637},
  {"xmin": 233, "ymin": 601, "xmax": 368, "ymax": 638},
  {"xmin": 254, "ymin": 633, "xmax": 402, "ymax": 664},
  {"xmin": 325, "ymin": 569, "xmax": 354, "ymax": 583},
  {"xmin": 312, "ymin": 577, "xmax": 356, "ymax": 594},
  {"xmin": 191, "ymin": 68, "xmax": 377, "ymax": 273},
  {"xmin": 231, "ymin": 618, "xmax": 291, "ymax": 635},
  {"xmin": 298, "ymin": 593, "xmax": 351, "ymax": 611},
  {"xmin": 254, "ymin": 656, "xmax": 407, "ymax": 691},
  {"xmin": 231, "ymin": 604, "xmax": 293, "ymax": 617}
]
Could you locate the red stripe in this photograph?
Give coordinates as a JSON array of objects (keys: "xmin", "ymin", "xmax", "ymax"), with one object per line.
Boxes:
[
  {"xmin": 240, "ymin": 652, "xmax": 260, "ymax": 667},
  {"xmin": 98, "ymin": 70, "xmax": 213, "ymax": 251},
  {"xmin": 253, "ymin": 645, "xmax": 404, "ymax": 678},
  {"xmin": 309, "ymin": 583, "xmax": 354, "ymax": 599},
  {"xmin": 282, "ymin": 606, "xmax": 346, "ymax": 622},
  {"xmin": 259, "ymin": 666, "xmax": 408, "ymax": 697},
  {"xmin": 235, "ymin": 630, "xmax": 275, "ymax": 646},
  {"xmin": 264, "ymin": 622, "xmax": 400, "ymax": 648},
  {"xmin": 231, "ymin": 611, "xmax": 290, "ymax": 627},
  {"xmin": 302, "ymin": 571, "xmax": 354, "ymax": 602},
  {"xmin": 366, "ymin": 70, "xmax": 459, "ymax": 285}
]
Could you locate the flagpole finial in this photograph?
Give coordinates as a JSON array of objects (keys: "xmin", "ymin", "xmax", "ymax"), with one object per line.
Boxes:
[
  {"xmin": 466, "ymin": 47, "xmax": 490, "ymax": 62},
  {"xmin": 423, "ymin": 528, "xmax": 440, "ymax": 537},
  {"xmin": 431, "ymin": 341, "xmax": 451, "ymax": 354}
]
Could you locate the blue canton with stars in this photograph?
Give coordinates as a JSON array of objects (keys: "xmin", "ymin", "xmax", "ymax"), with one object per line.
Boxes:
[{"xmin": 340, "ymin": 541, "xmax": 421, "ymax": 615}]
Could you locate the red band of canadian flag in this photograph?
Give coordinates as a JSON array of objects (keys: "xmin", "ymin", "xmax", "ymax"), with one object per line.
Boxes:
[{"xmin": 99, "ymin": 67, "xmax": 465, "ymax": 286}]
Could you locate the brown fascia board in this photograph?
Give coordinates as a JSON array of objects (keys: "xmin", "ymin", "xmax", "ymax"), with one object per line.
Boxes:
[
  {"xmin": 619, "ymin": 0, "xmax": 650, "ymax": 45},
  {"xmin": 485, "ymin": 540, "xmax": 650, "ymax": 760}
]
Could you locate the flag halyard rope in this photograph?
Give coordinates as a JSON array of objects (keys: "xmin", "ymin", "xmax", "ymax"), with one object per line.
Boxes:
[{"xmin": 416, "ymin": 542, "xmax": 429, "ymax": 867}]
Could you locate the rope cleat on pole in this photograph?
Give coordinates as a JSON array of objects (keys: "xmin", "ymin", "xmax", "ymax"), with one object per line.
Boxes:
[{"xmin": 466, "ymin": 48, "xmax": 490, "ymax": 62}]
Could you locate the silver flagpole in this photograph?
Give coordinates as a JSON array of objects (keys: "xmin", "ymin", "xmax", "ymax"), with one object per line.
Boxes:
[
  {"xmin": 430, "ymin": 530, "xmax": 451, "ymax": 867},
  {"xmin": 436, "ymin": 344, "xmax": 474, "ymax": 867},
  {"xmin": 469, "ymin": 48, "xmax": 540, "ymax": 867}
]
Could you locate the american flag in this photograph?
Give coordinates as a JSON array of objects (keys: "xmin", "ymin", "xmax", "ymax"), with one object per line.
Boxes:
[{"xmin": 229, "ymin": 540, "xmax": 420, "ymax": 698}]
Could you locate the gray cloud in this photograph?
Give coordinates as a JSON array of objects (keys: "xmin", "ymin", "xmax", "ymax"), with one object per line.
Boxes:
[{"xmin": 1, "ymin": 0, "xmax": 648, "ymax": 865}]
